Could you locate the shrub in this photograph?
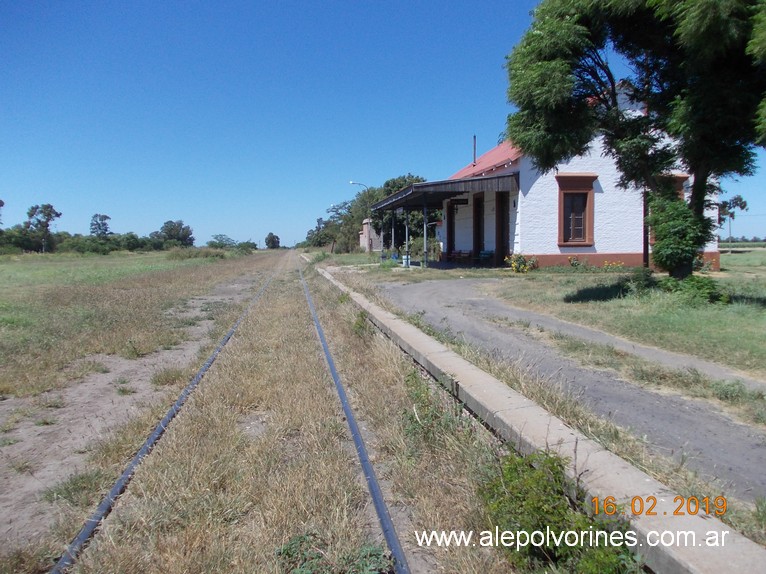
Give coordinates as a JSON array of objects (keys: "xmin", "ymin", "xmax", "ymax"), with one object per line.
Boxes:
[
  {"xmin": 623, "ymin": 267, "xmax": 656, "ymax": 297},
  {"xmin": 166, "ymin": 247, "xmax": 226, "ymax": 260},
  {"xmin": 311, "ymin": 251, "xmax": 330, "ymax": 263},
  {"xmin": 657, "ymin": 275, "xmax": 729, "ymax": 304},
  {"xmin": 505, "ymin": 253, "xmax": 539, "ymax": 273},
  {"xmin": 711, "ymin": 380, "xmax": 747, "ymax": 403},
  {"xmin": 646, "ymin": 196, "xmax": 714, "ymax": 278},
  {"xmin": 480, "ymin": 451, "xmax": 638, "ymax": 573},
  {"xmin": 408, "ymin": 236, "xmax": 441, "ymax": 261}
]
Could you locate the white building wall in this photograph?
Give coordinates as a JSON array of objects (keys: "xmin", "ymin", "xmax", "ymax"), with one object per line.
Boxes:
[
  {"xmin": 518, "ymin": 138, "xmax": 644, "ymax": 256},
  {"xmin": 484, "ymin": 193, "xmax": 497, "ymax": 252},
  {"xmin": 510, "ymin": 193, "xmax": 520, "ymax": 253},
  {"xmin": 453, "ymin": 195, "xmax": 473, "ymax": 251},
  {"xmin": 443, "ymin": 135, "xmax": 718, "ymax": 264}
]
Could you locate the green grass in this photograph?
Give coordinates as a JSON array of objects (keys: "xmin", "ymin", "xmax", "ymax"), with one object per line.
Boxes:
[
  {"xmin": 482, "ymin": 252, "xmax": 766, "ymax": 378},
  {"xmin": 42, "ymin": 469, "xmax": 113, "ymax": 508},
  {"xmin": 308, "ymin": 250, "xmax": 396, "ymax": 266},
  {"xmin": 720, "ymin": 242, "xmax": 766, "ymax": 250},
  {"xmin": 333, "ymin": 249, "xmax": 765, "ymax": 378},
  {"xmin": 0, "ymin": 251, "xmax": 217, "ymax": 291},
  {"xmin": 549, "ymin": 333, "xmax": 766, "ymax": 426}
]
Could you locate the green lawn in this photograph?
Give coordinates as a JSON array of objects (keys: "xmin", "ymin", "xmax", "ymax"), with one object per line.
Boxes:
[{"xmin": 485, "ymin": 251, "xmax": 766, "ymax": 378}]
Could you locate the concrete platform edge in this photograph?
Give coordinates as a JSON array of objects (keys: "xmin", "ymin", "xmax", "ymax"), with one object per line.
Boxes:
[{"xmin": 314, "ymin": 264, "xmax": 766, "ymax": 574}]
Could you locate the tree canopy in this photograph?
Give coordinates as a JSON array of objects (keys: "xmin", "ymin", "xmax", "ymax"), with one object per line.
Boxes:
[
  {"xmin": 24, "ymin": 204, "xmax": 62, "ymax": 251},
  {"xmin": 301, "ymin": 174, "xmax": 435, "ymax": 253},
  {"xmin": 0, "ymin": 207, "xmax": 249, "ymax": 255},
  {"xmin": 157, "ymin": 220, "xmax": 195, "ymax": 247},
  {"xmin": 90, "ymin": 214, "xmax": 112, "ymax": 238},
  {"xmin": 265, "ymin": 232, "xmax": 280, "ymax": 249},
  {"xmin": 506, "ymin": 0, "xmax": 766, "ymax": 277},
  {"xmin": 207, "ymin": 234, "xmax": 237, "ymax": 249}
]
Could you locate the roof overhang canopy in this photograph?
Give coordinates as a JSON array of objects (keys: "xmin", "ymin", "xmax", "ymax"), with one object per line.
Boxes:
[{"xmin": 371, "ymin": 173, "xmax": 520, "ymax": 211}]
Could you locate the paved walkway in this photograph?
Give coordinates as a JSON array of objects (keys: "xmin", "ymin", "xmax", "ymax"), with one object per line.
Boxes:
[{"xmin": 377, "ymin": 278, "xmax": 766, "ymax": 503}]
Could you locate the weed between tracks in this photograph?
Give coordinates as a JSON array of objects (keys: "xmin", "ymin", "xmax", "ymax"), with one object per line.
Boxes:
[
  {"xmin": 307, "ymin": 270, "xmax": 513, "ymax": 572},
  {"xmin": 66, "ymin": 265, "xmax": 385, "ymax": 573},
  {"xmin": 312, "ymin": 271, "xmax": 645, "ymax": 572},
  {"xmin": 60, "ymin": 258, "xmax": 517, "ymax": 573}
]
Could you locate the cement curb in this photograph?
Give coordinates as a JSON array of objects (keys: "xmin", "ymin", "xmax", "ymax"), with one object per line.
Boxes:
[{"xmin": 313, "ymin": 263, "xmax": 766, "ymax": 574}]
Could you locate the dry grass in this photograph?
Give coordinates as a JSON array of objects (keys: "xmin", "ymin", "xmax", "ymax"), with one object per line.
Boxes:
[
  {"xmin": 417, "ymin": 334, "xmax": 766, "ymax": 546},
  {"xmin": 73, "ymin": 263, "xmax": 375, "ymax": 573},
  {"xmin": 21, "ymin": 253, "xmax": 515, "ymax": 573},
  {"xmin": 306, "ymin": 267, "xmax": 512, "ymax": 573},
  {"xmin": 3, "ymin": 250, "xmax": 521, "ymax": 573},
  {"xmin": 0, "ymin": 253, "xmax": 273, "ymax": 397},
  {"xmin": 0, "ymin": 253, "xmax": 279, "ymax": 573},
  {"xmin": 546, "ymin": 332, "xmax": 766, "ymax": 427},
  {"xmin": 323, "ymin": 263, "xmax": 766, "ymax": 546}
]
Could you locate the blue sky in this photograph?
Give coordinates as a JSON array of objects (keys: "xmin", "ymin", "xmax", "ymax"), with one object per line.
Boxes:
[{"xmin": 1, "ymin": 1, "xmax": 764, "ymax": 247}]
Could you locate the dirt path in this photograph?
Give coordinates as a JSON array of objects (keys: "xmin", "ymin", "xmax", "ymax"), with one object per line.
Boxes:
[
  {"xmin": 0, "ymin": 274, "xmax": 261, "ymax": 551},
  {"xmin": 377, "ymin": 278, "xmax": 766, "ymax": 503}
]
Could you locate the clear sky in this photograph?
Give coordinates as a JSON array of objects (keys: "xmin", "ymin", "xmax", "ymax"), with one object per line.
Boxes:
[{"xmin": 1, "ymin": 1, "xmax": 764, "ymax": 247}]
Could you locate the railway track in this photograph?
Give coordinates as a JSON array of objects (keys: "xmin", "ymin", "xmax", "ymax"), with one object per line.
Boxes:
[
  {"xmin": 50, "ymin": 251, "xmax": 411, "ymax": 573},
  {"xmin": 24, "ymin": 249, "xmax": 764, "ymax": 573}
]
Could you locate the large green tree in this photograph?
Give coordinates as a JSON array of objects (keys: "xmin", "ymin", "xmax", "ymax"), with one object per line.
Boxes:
[
  {"xmin": 302, "ymin": 174, "xmax": 431, "ymax": 253},
  {"xmin": 265, "ymin": 232, "xmax": 280, "ymax": 249},
  {"xmin": 207, "ymin": 234, "xmax": 237, "ymax": 249},
  {"xmin": 371, "ymin": 173, "xmax": 433, "ymax": 251},
  {"xmin": 158, "ymin": 220, "xmax": 194, "ymax": 247},
  {"xmin": 747, "ymin": 0, "xmax": 766, "ymax": 142},
  {"xmin": 506, "ymin": 0, "xmax": 766, "ymax": 277},
  {"xmin": 90, "ymin": 213, "xmax": 111, "ymax": 239},
  {"xmin": 25, "ymin": 204, "xmax": 62, "ymax": 252}
]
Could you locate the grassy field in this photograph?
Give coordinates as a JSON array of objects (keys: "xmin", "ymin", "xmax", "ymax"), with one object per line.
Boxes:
[
  {"xmin": 4, "ymin": 250, "xmax": 762, "ymax": 572},
  {"xmin": 326, "ymin": 248, "xmax": 766, "ymax": 379},
  {"xmin": 720, "ymin": 242, "xmax": 766, "ymax": 249},
  {"xmin": 0, "ymin": 251, "xmax": 266, "ymax": 397},
  {"xmin": 2, "ymin": 251, "xmax": 514, "ymax": 573}
]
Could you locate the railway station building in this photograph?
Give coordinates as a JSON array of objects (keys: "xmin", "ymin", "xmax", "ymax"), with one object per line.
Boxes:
[{"xmin": 371, "ymin": 139, "xmax": 720, "ymax": 270}]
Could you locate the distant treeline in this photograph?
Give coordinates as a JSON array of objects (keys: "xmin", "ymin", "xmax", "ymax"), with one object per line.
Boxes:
[
  {"xmin": 0, "ymin": 203, "xmax": 259, "ymax": 255},
  {"xmin": 719, "ymin": 236, "xmax": 765, "ymax": 243}
]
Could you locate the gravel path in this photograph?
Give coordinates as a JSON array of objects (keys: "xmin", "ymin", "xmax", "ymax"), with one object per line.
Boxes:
[{"xmin": 378, "ymin": 278, "xmax": 766, "ymax": 503}]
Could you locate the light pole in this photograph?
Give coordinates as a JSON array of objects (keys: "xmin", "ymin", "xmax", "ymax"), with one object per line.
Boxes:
[{"xmin": 349, "ymin": 181, "xmax": 369, "ymax": 192}]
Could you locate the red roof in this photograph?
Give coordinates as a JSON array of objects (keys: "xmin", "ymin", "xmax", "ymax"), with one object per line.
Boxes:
[{"xmin": 450, "ymin": 141, "xmax": 523, "ymax": 179}]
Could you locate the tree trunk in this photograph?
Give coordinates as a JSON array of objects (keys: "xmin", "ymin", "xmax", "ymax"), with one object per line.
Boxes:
[{"xmin": 670, "ymin": 260, "xmax": 693, "ymax": 280}]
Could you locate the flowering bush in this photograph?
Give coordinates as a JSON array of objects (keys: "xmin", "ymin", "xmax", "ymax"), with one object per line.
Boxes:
[
  {"xmin": 602, "ymin": 260, "xmax": 625, "ymax": 271},
  {"xmin": 505, "ymin": 253, "xmax": 538, "ymax": 273}
]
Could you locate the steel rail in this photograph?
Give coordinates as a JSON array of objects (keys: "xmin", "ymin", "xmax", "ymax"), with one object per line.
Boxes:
[
  {"xmin": 50, "ymin": 271, "xmax": 275, "ymax": 574},
  {"xmin": 299, "ymin": 267, "xmax": 411, "ymax": 574}
]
